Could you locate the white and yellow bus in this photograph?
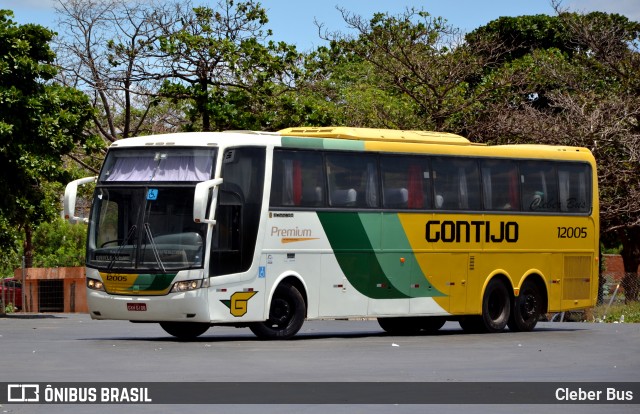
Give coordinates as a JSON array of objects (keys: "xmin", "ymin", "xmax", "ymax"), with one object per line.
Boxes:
[{"xmin": 64, "ymin": 127, "xmax": 599, "ymax": 339}]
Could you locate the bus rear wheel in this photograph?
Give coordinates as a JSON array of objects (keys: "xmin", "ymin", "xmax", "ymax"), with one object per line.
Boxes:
[
  {"xmin": 250, "ymin": 283, "xmax": 306, "ymax": 340},
  {"xmin": 160, "ymin": 322, "xmax": 210, "ymax": 339},
  {"xmin": 508, "ymin": 279, "xmax": 542, "ymax": 332}
]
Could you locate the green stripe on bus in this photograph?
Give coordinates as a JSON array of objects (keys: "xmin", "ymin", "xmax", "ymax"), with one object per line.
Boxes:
[
  {"xmin": 318, "ymin": 212, "xmax": 409, "ymax": 299},
  {"xmin": 281, "ymin": 136, "xmax": 365, "ymax": 151},
  {"xmin": 318, "ymin": 212, "xmax": 444, "ymax": 299},
  {"xmin": 360, "ymin": 213, "xmax": 445, "ymax": 298},
  {"xmin": 131, "ymin": 274, "xmax": 176, "ymax": 292}
]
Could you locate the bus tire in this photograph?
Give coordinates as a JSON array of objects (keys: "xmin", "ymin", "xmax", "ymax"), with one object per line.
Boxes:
[
  {"xmin": 250, "ymin": 283, "xmax": 306, "ymax": 340},
  {"xmin": 481, "ymin": 278, "xmax": 511, "ymax": 333},
  {"xmin": 159, "ymin": 322, "xmax": 210, "ymax": 339},
  {"xmin": 508, "ymin": 279, "xmax": 542, "ymax": 332}
]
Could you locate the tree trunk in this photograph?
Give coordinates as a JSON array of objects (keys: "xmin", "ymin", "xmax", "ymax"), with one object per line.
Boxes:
[{"xmin": 23, "ymin": 224, "xmax": 33, "ymax": 268}]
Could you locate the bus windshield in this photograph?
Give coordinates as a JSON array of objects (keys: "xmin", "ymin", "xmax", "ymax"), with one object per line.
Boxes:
[
  {"xmin": 87, "ymin": 147, "xmax": 217, "ymax": 271},
  {"xmin": 87, "ymin": 186, "xmax": 207, "ymax": 271}
]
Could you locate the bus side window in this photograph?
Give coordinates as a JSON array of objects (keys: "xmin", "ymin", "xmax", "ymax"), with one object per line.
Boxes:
[
  {"xmin": 520, "ymin": 161, "xmax": 559, "ymax": 212},
  {"xmin": 270, "ymin": 150, "xmax": 325, "ymax": 208},
  {"xmin": 432, "ymin": 157, "xmax": 481, "ymax": 210},
  {"xmin": 481, "ymin": 160, "xmax": 520, "ymax": 211},
  {"xmin": 558, "ymin": 163, "xmax": 591, "ymax": 213},
  {"xmin": 326, "ymin": 153, "xmax": 379, "ymax": 208},
  {"xmin": 380, "ymin": 155, "xmax": 432, "ymax": 210}
]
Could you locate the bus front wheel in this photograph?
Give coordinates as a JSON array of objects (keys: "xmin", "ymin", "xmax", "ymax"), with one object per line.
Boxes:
[
  {"xmin": 250, "ymin": 283, "xmax": 306, "ymax": 340},
  {"xmin": 160, "ymin": 322, "xmax": 210, "ymax": 339},
  {"xmin": 508, "ymin": 279, "xmax": 542, "ymax": 332},
  {"xmin": 459, "ymin": 278, "xmax": 510, "ymax": 333}
]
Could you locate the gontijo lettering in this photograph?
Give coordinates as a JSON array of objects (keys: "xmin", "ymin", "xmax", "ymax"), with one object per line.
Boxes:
[{"xmin": 426, "ymin": 220, "xmax": 519, "ymax": 243}]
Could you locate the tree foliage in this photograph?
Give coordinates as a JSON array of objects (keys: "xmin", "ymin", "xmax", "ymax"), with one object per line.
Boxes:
[
  {"xmin": 468, "ymin": 11, "xmax": 640, "ymax": 300},
  {"xmin": 32, "ymin": 217, "xmax": 86, "ymax": 267},
  {"xmin": 0, "ymin": 10, "xmax": 96, "ymax": 262},
  {"xmin": 155, "ymin": 0, "xmax": 301, "ymax": 131}
]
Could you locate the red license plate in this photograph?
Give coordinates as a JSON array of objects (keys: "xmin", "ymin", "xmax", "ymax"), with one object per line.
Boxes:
[{"xmin": 127, "ymin": 303, "xmax": 147, "ymax": 311}]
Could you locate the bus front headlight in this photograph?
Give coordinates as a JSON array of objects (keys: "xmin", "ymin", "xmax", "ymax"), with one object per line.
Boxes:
[
  {"xmin": 87, "ymin": 278, "xmax": 105, "ymax": 291},
  {"xmin": 171, "ymin": 279, "xmax": 208, "ymax": 293}
]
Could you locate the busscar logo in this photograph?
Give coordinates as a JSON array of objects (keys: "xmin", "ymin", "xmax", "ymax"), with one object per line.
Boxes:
[{"xmin": 8, "ymin": 384, "xmax": 40, "ymax": 402}]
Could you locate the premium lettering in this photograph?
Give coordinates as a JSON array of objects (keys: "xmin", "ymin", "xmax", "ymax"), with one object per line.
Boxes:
[
  {"xmin": 271, "ymin": 226, "xmax": 312, "ymax": 238},
  {"xmin": 425, "ymin": 220, "xmax": 518, "ymax": 243}
]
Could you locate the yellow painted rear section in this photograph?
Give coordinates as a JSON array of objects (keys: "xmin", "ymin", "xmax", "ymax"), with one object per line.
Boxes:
[{"xmin": 397, "ymin": 213, "xmax": 598, "ymax": 314}]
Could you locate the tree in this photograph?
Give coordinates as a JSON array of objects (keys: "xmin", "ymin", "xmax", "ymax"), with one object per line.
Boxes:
[
  {"xmin": 468, "ymin": 11, "xmax": 640, "ymax": 301},
  {"xmin": 156, "ymin": 0, "xmax": 300, "ymax": 131},
  {"xmin": 32, "ymin": 217, "xmax": 86, "ymax": 267},
  {"xmin": 54, "ymin": 0, "xmax": 177, "ymax": 147},
  {"xmin": 55, "ymin": 0, "xmax": 301, "ymax": 136},
  {"xmin": 322, "ymin": 8, "xmax": 510, "ymax": 132},
  {"xmin": 291, "ymin": 41, "xmax": 421, "ymax": 129},
  {"xmin": 0, "ymin": 10, "xmax": 96, "ymax": 266}
]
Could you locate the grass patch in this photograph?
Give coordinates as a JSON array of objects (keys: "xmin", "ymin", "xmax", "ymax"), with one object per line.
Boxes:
[{"xmin": 588, "ymin": 301, "xmax": 640, "ymax": 323}]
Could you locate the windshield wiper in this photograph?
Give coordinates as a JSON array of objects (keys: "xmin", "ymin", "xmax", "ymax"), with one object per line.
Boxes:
[
  {"xmin": 107, "ymin": 225, "xmax": 137, "ymax": 271},
  {"xmin": 143, "ymin": 223, "xmax": 166, "ymax": 273}
]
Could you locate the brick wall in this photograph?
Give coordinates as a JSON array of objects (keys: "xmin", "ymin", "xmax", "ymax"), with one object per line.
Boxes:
[
  {"xmin": 602, "ymin": 254, "xmax": 624, "ymax": 283},
  {"xmin": 14, "ymin": 267, "xmax": 87, "ymax": 313}
]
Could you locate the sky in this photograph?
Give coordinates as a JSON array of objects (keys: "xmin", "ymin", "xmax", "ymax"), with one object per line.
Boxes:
[{"xmin": 3, "ymin": 0, "xmax": 640, "ymax": 51}]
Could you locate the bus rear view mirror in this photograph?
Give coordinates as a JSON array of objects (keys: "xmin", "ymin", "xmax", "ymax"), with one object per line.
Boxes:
[
  {"xmin": 193, "ymin": 178, "xmax": 223, "ymax": 225},
  {"xmin": 63, "ymin": 176, "xmax": 96, "ymax": 224}
]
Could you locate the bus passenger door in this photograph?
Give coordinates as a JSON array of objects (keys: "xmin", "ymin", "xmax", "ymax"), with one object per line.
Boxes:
[{"xmin": 209, "ymin": 147, "xmax": 265, "ymax": 277}]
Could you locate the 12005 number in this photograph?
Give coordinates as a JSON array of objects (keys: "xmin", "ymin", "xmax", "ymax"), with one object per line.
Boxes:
[{"xmin": 557, "ymin": 227, "xmax": 588, "ymax": 238}]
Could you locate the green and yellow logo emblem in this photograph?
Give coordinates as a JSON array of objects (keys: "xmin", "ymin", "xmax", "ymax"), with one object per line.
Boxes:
[{"xmin": 221, "ymin": 291, "xmax": 258, "ymax": 317}]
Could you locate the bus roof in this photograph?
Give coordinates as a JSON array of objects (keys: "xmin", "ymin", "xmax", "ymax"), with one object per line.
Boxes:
[
  {"xmin": 278, "ymin": 127, "xmax": 474, "ymax": 145},
  {"xmin": 105, "ymin": 128, "xmax": 593, "ymax": 163}
]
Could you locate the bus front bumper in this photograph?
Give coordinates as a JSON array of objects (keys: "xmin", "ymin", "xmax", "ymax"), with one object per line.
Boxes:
[{"xmin": 86, "ymin": 289, "xmax": 210, "ymax": 323}]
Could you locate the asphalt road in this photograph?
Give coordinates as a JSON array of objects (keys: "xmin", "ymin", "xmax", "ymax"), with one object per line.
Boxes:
[{"xmin": 0, "ymin": 314, "xmax": 638, "ymax": 414}]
